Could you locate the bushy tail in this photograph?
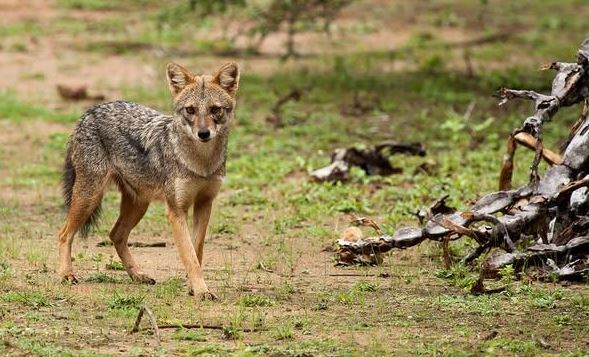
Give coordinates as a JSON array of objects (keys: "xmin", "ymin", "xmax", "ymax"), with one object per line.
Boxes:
[{"xmin": 62, "ymin": 147, "xmax": 102, "ymax": 238}]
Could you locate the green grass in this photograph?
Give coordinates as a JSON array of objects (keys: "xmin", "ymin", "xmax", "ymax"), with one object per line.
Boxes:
[
  {"xmin": 171, "ymin": 328, "xmax": 207, "ymax": 342},
  {"xmin": 57, "ymin": 0, "xmax": 158, "ymax": 11},
  {"xmin": 1, "ymin": 1, "xmax": 589, "ymax": 355},
  {"xmin": 238, "ymin": 294, "xmax": 275, "ymax": 308},
  {"xmin": 1, "ymin": 291, "xmax": 51, "ymax": 308},
  {"xmin": 0, "ymin": 93, "xmax": 78, "ymax": 123},
  {"xmin": 104, "ymin": 260, "xmax": 125, "ymax": 271},
  {"xmin": 0, "ymin": 21, "xmax": 43, "ymax": 37},
  {"xmin": 106, "ymin": 292, "xmax": 144, "ymax": 310},
  {"xmin": 85, "ymin": 272, "xmax": 122, "ymax": 284}
]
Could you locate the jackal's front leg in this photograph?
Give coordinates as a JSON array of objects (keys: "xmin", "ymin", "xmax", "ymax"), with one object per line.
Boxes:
[
  {"xmin": 167, "ymin": 205, "xmax": 216, "ymax": 300},
  {"xmin": 192, "ymin": 197, "xmax": 214, "ymax": 265}
]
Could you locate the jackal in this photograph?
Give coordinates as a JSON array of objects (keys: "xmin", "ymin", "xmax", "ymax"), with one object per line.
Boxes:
[{"xmin": 58, "ymin": 62, "xmax": 240, "ymax": 300}]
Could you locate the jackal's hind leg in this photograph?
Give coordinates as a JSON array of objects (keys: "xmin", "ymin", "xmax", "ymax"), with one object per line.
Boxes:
[
  {"xmin": 58, "ymin": 181, "xmax": 106, "ymax": 284},
  {"xmin": 109, "ymin": 192, "xmax": 154, "ymax": 285}
]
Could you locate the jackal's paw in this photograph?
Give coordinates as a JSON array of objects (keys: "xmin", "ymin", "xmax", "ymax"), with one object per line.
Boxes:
[
  {"xmin": 199, "ymin": 291, "xmax": 218, "ymax": 301},
  {"xmin": 130, "ymin": 273, "xmax": 156, "ymax": 285},
  {"xmin": 61, "ymin": 274, "xmax": 79, "ymax": 285},
  {"xmin": 188, "ymin": 288, "xmax": 218, "ymax": 301}
]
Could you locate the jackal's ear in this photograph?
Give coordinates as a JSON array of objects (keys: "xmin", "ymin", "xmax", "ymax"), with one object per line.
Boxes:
[
  {"xmin": 166, "ymin": 63, "xmax": 194, "ymax": 96},
  {"xmin": 213, "ymin": 62, "xmax": 240, "ymax": 96}
]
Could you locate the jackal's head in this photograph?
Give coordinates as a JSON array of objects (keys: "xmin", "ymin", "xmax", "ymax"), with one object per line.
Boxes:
[{"xmin": 166, "ymin": 62, "xmax": 240, "ymax": 143}]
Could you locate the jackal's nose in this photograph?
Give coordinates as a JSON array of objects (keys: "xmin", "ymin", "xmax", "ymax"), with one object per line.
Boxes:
[{"xmin": 197, "ymin": 128, "xmax": 210, "ymax": 140}]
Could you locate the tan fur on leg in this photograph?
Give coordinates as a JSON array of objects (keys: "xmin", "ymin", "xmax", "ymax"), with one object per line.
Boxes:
[
  {"xmin": 109, "ymin": 192, "xmax": 154, "ymax": 284},
  {"xmin": 167, "ymin": 204, "xmax": 216, "ymax": 300},
  {"xmin": 192, "ymin": 199, "xmax": 213, "ymax": 264},
  {"xmin": 58, "ymin": 182, "xmax": 105, "ymax": 283}
]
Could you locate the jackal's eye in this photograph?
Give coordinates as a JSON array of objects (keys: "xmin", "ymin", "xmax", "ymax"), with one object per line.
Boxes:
[
  {"xmin": 185, "ymin": 106, "xmax": 195, "ymax": 115},
  {"xmin": 210, "ymin": 105, "xmax": 223, "ymax": 116}
]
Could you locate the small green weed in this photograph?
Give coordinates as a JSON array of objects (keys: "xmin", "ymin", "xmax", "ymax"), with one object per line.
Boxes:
[
  {"xmin": 553, "ymin": 314, "xmax": 572, "ymax": 326},
  {"xmin": 180, "ymin": 343, "xmax": 225, "ymax": 356},
  {"xmin": 239, "ymin": 293, "xmax": 275, "ymax": 307},
  {"xmin": 85, "ymin": 273, "xmax": 121, "ymax": 284},
  {"xmin": 482, "ymin": 338, "xmax": 539, "ymax": 355},
  {"xmin": 0, "ymin": 92, "xmax": 77, "ymax": 123},
  {"xmin": 273, "ymin": 320, "xmax": 294, "ymax": 340},
  {"xmin": 106, "ymin": 292, "xmax": 144, "ymax": 310},
  {"xmin": 1, "ymin": 291, "xmax": 51, "ymax": 308},
  {"xmin": 352, "ymin": 281, "xmax": 379, "ymax": 292},
  {"xmin": 155, "ymin": 277, "xmax": 185, "ymax": 299},
  {"xmin": 0, "ymin": 260, "xmax": 10, "ymax": 280},
  {"xmin": 434, "ymin": 264, "xmax": 478, "ymax": 289},
  {"xmin": 105, "ymin": 260, "xmax": 125, "ymax": 271},
  {"xmin": 171, "ymin": 328, "xmax": 207, "ymax": 341}
]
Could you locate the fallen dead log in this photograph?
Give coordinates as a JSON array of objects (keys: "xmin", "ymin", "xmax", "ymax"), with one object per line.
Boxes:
[
  {"xmin": 337, "ymin": 38, "xmax": 589, "ymax": 283},
  {"xmin": 310, "ymin": 142, "xmax": 426, "ymax": 182}
]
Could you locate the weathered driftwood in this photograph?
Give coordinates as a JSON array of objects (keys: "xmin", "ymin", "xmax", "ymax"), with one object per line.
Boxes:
[
  {"xmin": 311, "ymin": 142, "xmax": 426, "ymax": 182},
  {"xmin": 337, "ymin": 38, "xmax": 589, "ymax": 282}
]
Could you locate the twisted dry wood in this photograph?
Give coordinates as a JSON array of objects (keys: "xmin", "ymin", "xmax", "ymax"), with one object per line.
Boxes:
[{"xmin": 337, "ymin": 38, "xmax": 589, "ymax": 281}]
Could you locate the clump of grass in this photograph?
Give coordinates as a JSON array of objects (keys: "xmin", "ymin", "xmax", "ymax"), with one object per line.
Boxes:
[
  {"xmin": 155, "ymin": 277, "xmax": 184, "ymax": 299},
  {"xmin": 273, "ymin": 320, "xmax": 294, "ymax": 340},
  {"xmin": 497, "ymin": 264, "xmax": 518, "ymax": 294},
  {"xmin": 105, "ymin": 260, "xmax": 125, "ymax": 271},
  {"xmin": 520, "ymin": 286, "xmax": 564, "ymax": 309},
  {"xmin": 0, "ymin": 92, "xmax": 78, "ymax": 123},
  {"xmin": 335, "ymin": 290, "xmax": 359, "ymax": 305},
  {"xmin": 352, "ymin": 281, "xmax": 379, "ymax": 293},
  {"xmin": 212, "ymin": 222, "xmax": 236, "ymax": 234},
  {"xmin": 180, "ymin": 344, "xmax": 224, "ymax": 355},
  {"xmin": 314, "ymin": 296, "xmax": 329, "ymax": 311},
  {"xmin": 276, "ymin": 281, "xmax": 297, "ymax": 300},
  {"xmin": 335, "ymin": 281, "xmax": 379, "ymax": 305},
  {"xmin": 106, "ymin": 292, "xmax": 144, "ymax": 310},
  {"xmin": 553, "ymin": 314, "xmax": 571, "ymax": 326},
  {"xmin": 482, "ymin": 338, "xmax": 539, "ymax": 355},
  {"xmin": 436, "ymin": 294, "xmax": 500, "ymax": 316},
  {"xmin": 0, "ymin": 260, "xmax": 10, "ymax": 280},
  {"xmin": 223, "ymin": 304, "xmax": 247, "ymax": 340},
  {"xmin": 85, "ymin": 273, "xmax": 121, "ymax": 284},
  {"xmin": 1, "ymin": 291, "xmax": 51, "ymax": 308},
  {"xmin": 570, "ymin": 292, "xmax": 589, "ymax": 309},
  {"xmin": 171, "ymin": 328, "xmax": 207, "ymax": 341},
  {"xmin": 57, "ymin": 0, "xmax": 124, "ymax": 11},
  {"xmin": 434, "ymin": 264, "xmax": 478, "ymax": 289},
  {"xmin": 239, "ymin": 293, "xmax": 275, "ymax": 307}
]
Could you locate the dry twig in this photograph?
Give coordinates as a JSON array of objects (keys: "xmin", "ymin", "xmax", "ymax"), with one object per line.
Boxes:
[{"xmin": 132, "ymin": 305, "xmax": 161, "ymax": 346}]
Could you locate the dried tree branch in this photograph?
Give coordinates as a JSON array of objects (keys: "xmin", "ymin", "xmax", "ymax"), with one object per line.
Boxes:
[
  {"xmin": 311, "ymin": 142, "xmax": 426, "ymax": 182},
  {"xmin": 132, "ymin": 305, "xmax": 161, "ymax": 346},
  {"xmin": 266, "ymin": 86, "xmax": 310, "ymax": 128},
  {"xmin": 337, "ymin": 38, "xmax": 589, "ymax": 282}
]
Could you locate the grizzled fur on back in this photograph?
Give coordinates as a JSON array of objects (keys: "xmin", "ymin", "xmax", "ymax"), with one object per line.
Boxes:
[{"xmin": 63, "ymin": 68, "xmax": 236, "ymax": 236}]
